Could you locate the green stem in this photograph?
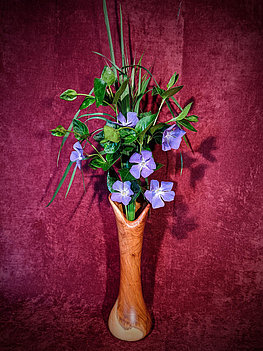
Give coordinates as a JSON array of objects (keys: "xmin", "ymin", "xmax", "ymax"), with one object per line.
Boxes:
[
  {"xmin": 108, "ymin": 86, "xmax": 114, "ymax": 98},
  {"xmin": 153, "ymin": 99, "xmax": 165, "ymax": 126},
  {"xmin": 126, "ymin": 201, "xmax": 136, "ymax": 221},
  {"xmin": 102, "ymin": 100, "xmax": 116, "ymax": 112},
  {"xmin": 86, "ymin": 140, "xmax": 106, "ymax": 162}
]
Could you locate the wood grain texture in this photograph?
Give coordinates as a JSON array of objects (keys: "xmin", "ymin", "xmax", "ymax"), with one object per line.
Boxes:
[{"xmin": 108, "ymin": 195, "xmax": 152, "ymax": 341}]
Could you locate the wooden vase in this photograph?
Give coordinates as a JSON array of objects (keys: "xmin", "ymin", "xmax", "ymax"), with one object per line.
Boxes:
[{"xmin": 108, "ymin": 195, "xmax": 152, "ymax": 341}]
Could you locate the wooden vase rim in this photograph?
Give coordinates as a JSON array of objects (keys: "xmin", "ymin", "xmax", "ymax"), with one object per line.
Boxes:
[{"xmin": 108, "ymin": 194, "xmax": 150, "ymax": 227}]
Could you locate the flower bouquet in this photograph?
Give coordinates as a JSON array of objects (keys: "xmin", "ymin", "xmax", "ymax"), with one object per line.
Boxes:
[
  {"xmin": 48, "ymin": 2, "xmax": 198, "ymax": 220},
  {"xmin": 47, "ymin": 0, "xmax": 199, "ymax": 341}
]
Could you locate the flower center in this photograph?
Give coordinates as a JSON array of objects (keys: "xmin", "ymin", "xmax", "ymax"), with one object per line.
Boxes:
[
  {"xmin": 77, "ymin": 151, "xmax": 83, "ymax": 160},
  {"xmin": 121, "ymin": 189, "xmax": 128, "ymax": 197},
  {"xmin": 166, "ymin": 132, "xmax": 172, "ymax": 139},
  {"xmin": 155, "ymin": 188, "xmax": 164, "ymax": 196}
]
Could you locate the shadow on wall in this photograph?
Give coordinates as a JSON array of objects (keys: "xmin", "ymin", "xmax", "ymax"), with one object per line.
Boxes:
[{"xmin": 142, "ymin": 135, "xmax": 218, "ymax": 316}]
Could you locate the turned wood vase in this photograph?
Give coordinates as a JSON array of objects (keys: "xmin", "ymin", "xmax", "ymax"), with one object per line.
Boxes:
[{"xmin": 108, "ymin": 195, "xmax": 152, "ymax": 341}]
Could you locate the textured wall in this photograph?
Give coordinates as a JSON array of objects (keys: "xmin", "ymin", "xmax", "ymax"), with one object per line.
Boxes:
[{"xmin": 1, "ymin": 0, "xmax": 263, "ymax": 350}]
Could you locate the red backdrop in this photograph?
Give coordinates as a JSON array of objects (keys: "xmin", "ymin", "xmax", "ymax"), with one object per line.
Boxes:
[{"xmin": 1, "ymin": 0, "xmax": 263, "ymax": 350}]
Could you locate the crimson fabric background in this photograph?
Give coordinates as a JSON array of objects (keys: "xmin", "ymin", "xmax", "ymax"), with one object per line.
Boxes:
[{"xmin": 1, "ymin": 0, "xmax": 263, "ymax": 350}]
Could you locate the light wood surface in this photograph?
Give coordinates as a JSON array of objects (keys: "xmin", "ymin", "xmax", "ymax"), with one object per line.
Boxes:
[{"xmin": 108, "ymin": 195, "xmax": 152, "ymax": 341}]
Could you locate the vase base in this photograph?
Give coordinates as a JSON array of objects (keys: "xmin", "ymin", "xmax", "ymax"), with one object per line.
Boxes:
[{"xmin": 108, "ymin": 299, "xmax": 144, "ymax": 341}]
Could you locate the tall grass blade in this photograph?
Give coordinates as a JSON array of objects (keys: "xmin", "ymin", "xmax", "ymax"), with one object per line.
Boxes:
[
  {"xmin": 103, "ymin": 0, "xmax": 116, "ymax": 77},
  {"xmin": 65, "ymin": 164, "xmax": 77, "ymax": 198},
  {"xmin": 46, "ymin": 161, "xmax": 73, "ymax": 206},
  {"xmin": 119, "ymin": 4, "xmax": 125, "ymax": 69}
]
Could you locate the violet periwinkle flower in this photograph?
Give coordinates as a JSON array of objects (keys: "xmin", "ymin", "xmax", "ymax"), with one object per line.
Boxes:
[
  {"xmin": 144, "ymin": 180, "xmax": 175, "ymax": 209},
  {"xmin": 162, "ymin": 124, "xmax": 186, "ymax": 151},
  {"xmin": 111, "ymin": 181, "xmax": 134, "ymax": 206},
  {"xmin": 70, "ymin": 141, "xmax": 85, "ymax": 169},
  {"xmin": 129, "ymin": 150, "xmax": 156, "ymax": 179},
  {"xmin": 115, "ymin": 112, "xmax": 139, "ymax": 128}
]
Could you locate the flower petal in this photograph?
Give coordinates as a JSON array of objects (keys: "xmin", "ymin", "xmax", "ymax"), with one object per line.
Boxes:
[
  {"xmin": 144, "ymin": 190, "xmax": 153, "ymax": 203},
  {"xmin": 161, "ymin": 191, "xmax": 175, "ymax": 202},
  {"xmin": 146, "ymin": 157, "xmax": 156, "ymax": 170},
  {"xmin": 122, "ymin": 195, "xmax": 132, "ymax": 206},
  {"xmin": 169, "ymin": 136, "xmax": 183, "ymax": 150},
  {"xmin": 141, "ymin": 166, "xmax": 154, "ymax": 178},
  {"xmin": 141, "ymin": 150, "xmax": 153, "ymax": 161},
  {"xmin": 70, "ymin": 150, "xmax": 80, "ymax": 162},
  {"xmin": 111, "ymin": 192, "xmax": 124, "ymax": 203},
  {"xmin": 117, "ymin": 112, "xmax": 126, "ymax": 125},
  {"xmin": 162, "ymin": 138, "xmax": 171, "ymax": 151},
  {"xmin": 129, "ymin": 164, "xmax": 141, "ymax": 179},
  {"xmin": 76, "ymin": 160, "xmax": 82, "ymax": 169},
  {"xmin": 73, "ymin": 141, "xmax": 83, "ymax": 152},
  {"xmin": 165, "ymin": 124, "xmax": 175, "ymax": 133},
  {"xmin": 152, "ymin": 195, "xmax": 165, "ymax": 209},
  {"xmin": 160, "ymin": 181, "xmax": 174, "ymax": 191},
  {"xmin": 112, "ymin": 180, "xmax": 123, "ymax": 192},
  {"xmin": 129, "ymin": 152, "xmax": 142, "ymax": 164},
  {"xmin": 123, "ymin": 181, "xmax": 134, "ymax": 196},
  {"xmin": 150, "ymin": 180, "xmax": 159, "ymax": 191},
  {"xmin": 126, "ymin": 112, "xmax": 139, "ymax": 127}
]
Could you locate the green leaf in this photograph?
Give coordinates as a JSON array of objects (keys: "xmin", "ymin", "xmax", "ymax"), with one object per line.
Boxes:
[
  {"xmin": 167, "ymin": 72, "xmax": 179, "ymax": 89},
  {"xmin": 93, "ymin": 130, "xmax": 104, "ymax": 142},
  {"xmin": 113, "ymin": 79, "xmax": 129, "ymax": 104},
  {"xmin": 135, "ymin": 113, "xmax": 157, "ymax": 134},
  {"xmin": 152, "ymin": 86, "xmax": 164, "ymax": 96},
  {"xmin": 46, "ymin": 161, "xmax": 74, "ymax": 207},
  {"xmin": 101, "ymin": 141, "xmax": 120, "ymax": 154},
  {"xmin": 60, "ymin": 89, "xmax": 77, "ymax": 101},
  {"xmin": 121, "ymin": 144, "xmax": 137, "ymax": 156},
  {"xmin": 101, "ymin": 66, "xmax": 116, "ymax": 86},
  {"xmin": 103, "ymin": 125, "xmax": 120, "ymax": 143},
  {"xmin": 50, "ymin": 125, "xmax": 67, "ymax": 137},
  {"xmin": 94, "ymin": 78, "xmax": 106, "ymax": 107},
  {"xmin": 134, "ymin": 78, "xmax": 151, "ymax": 113},
  {"xmin": 150, "ymin": 123, "xmax": 169, "ymax": 135},
  {"xmin": 171, "ymin": 96, "xmax": 183, "ymax": 112},
  {"xmin": 186, "ymin": 114, "xmax": 199, "ymax": 122},
  {"xmin": 106, "ymin": 151, "xmax": 121, "ymax": 168},
  {"xmin": 107, "ymin": 168, "xmax": 119, "ymax": 192},
  {"xmin": 73, "ymin": 119, "xmax": 89, "ymax": 140},
  {"xmin": 89, "ymin": 156, "xmax": 107, "ymax": 170},
  {"xmin": 79, "ymin": 95, "xmax": 95, "ymax": 110},
  {"xmin": 93, "ymin": 51, "xmax": 124, "ymax": 76},
  {"xmin": 119, "ymin": 128, "xmax": 137, "ymax": 144},
  {"xmin": 135, "ymin": 113, "xmax": 156, "ymax": 144},
  {"xmin": 130, "ymin": 180, "xmax": 141, "ymax": 203},
  {"xmin": 153, "ymin": 133, "xmax": 163, "ymax": 144},
  {"xmin": 161, "ymin": 86, "xmax": 183, "ymax": 99},
  {"xmin": 178, "ymin": 119, "xmax": 197, "ymax": 132},
  {"xmin": 155, "ymin": 163, "xmax": 164, "ymax": 171},
  {"xmin": 118, "ymin": 94, "xmax": 130, "ymax": 115},
  {"xmin": 175, "ymin": 102, "xmax": 193, "ymax": 121},
  {"xmin": 118, "ymin": 168, "xmax": 136, "ymax": 182},
  {"xmin": 65, "ymin": 164, "xmax": 77, "ymax": 198}
]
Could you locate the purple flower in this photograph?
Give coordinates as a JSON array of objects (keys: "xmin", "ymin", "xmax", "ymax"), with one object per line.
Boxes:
[
  {"xmin": 162, "ymin": 124, "xmax": 186, "ymax": 151},
  {"xmin": 129, "ymin": 150, "xmax": 156, "ymax": 179},
  {"xmin": 115, "ymin": 112, "xmax": 139, "ymax": 128},
  {"xmin": 111, "ymin": 181, "xmax": 134, "ymax": 206},
  {"xmin": 70, "ymin": 141, "xmax": 85, "ymax": 169},
  {"xmin": 144, "ymin": 180, "xmax": 175, "ymax": 209}
]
